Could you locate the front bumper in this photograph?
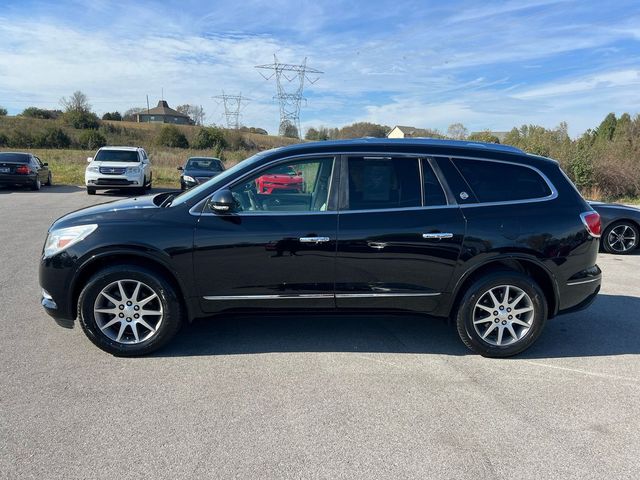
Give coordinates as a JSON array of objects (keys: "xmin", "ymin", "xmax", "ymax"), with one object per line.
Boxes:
[
  {"xmin": 86, "ymin": 172, "xmax": 143, "ymax": 189},
  {"xmin": 39, "ymin": 253, "xmax": 78, "ymax": 327}
]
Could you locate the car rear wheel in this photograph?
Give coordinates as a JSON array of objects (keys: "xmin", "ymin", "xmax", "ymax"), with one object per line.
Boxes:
[
  {"xmin": 455, "ymin": 271, "xmax": 547, "ymax": 357},
  {"xmin": 31, "ymin": 177, "xmax": 41, "ymax": 191},
  {"xmin": 602, "ymin": 221, "xmax": 639, "ymax": 254},
  {"xmin": 78, "ymin": 265, "xmax": 184, "ymax": 356}
]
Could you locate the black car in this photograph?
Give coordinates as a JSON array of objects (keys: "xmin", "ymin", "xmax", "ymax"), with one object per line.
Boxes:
[
  {"xmin": 589, "ymin": 201, "xmax": 640, "ymax": 254},
  {"xmin": 178, "ymin": 157, "xmax": 225, "ymax": 190},
  {"xmin": 39, "ymin": 139, "xmax": 602, "ymax": 357},
  {"xmin": 0, "ymin": 152, "xmax": 52, "ymax": 190}
]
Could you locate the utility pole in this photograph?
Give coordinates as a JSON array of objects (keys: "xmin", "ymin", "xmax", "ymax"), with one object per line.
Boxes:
[
  {"xmin": 213, "ymin": 91, "xmax": 249, "ymax": 129},
  {"xmin": 255, "ymin": 55, "xmax": 323, "ymax": 138}
]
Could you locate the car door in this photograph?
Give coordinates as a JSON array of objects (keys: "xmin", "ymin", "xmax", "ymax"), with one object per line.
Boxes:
[
  {"xmin": 335, "ymin": 155, "xmax": 466, "ymax": 313},
  {"xmin": 32, "ymin": 156, "xmax": 46, "ymax": 182},
  {"xmin": 193, "ymin": 155, "xmax": 339, "ymax": 313}
]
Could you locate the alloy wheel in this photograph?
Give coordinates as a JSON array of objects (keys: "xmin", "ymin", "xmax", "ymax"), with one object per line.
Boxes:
[
  {"xmin": 93, "ymin": 279, "xmax": 163, "ymax": 344},
  {"xmin": 472, "ymin": 285, "xmax": 534, "ymax": 347},
  {"xmin": 606, "ymin": 224, "xmax": 637, "ymax": 253}
]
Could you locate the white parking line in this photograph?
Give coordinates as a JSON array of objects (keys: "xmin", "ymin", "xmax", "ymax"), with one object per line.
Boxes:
[{"xmin": 522, "ymin": 360, "xmax": 639, "ymax": 383}]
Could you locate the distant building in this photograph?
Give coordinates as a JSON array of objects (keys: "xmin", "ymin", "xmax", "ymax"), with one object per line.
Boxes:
[
  {"xmin": 137, "ymin": 100, "xmax": 193, "ymax": 125},
  {"xmin": 387, "ymin": 125, "xmax": 439, "ymax": 138}
]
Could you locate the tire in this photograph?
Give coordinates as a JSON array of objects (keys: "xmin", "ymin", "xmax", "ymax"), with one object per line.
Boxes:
[
  {"xmin": 31, "ymin": 177, "xmax": 41, "ymax": 191},
  {"xmin": 87, "ymin": 187, "xmax": 96, "ymax": 195},
  {"xmin": 146, "ymin": 174, "xmax": 152, "ymax": 190},
  {"xmin": 602, "ymin": 221, "xmax": 639, "ymax": 255},
  {"xmin": 455, "ymin": 271, "xmax": 547, "ymax": 358},
  {"xmin": 78, "ymin": 264, "xmax": 184, "ymax": 356},
  {"xmin": 45, "ymin": 173, "xmax": 52, "ymax": 186}
]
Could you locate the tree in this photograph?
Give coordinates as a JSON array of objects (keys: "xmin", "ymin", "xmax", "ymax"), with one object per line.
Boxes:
[
  {"xmin": 447, "ymin": 123, "xmax": 468, "ymax": 140},
  {"xmin": 467, "ymin": 130, "xmax": 500, "ymax": 143},
  {"xmin": 192, "ymin": 127, "xmax": 226, "ymax": 149},
  {"xmin": 102, "ymin": 111, "xmax": 122, "ymax": 121},
  {"xmin": 282, "ymin": 122, "xmax": 299, "ymax": 138},
  {"xmin": 156, "ymin": 125, "xmax": 189, "ymax": 148},
  {"xmin": 596, "ymin": 113, "xmax": 617, "ymax": 142},
  {"xmin": 60, "ymin": 91, "xmax": 99, "ymax": 129},
  {"xmin": 176, "ymin": 104, "xmax": 205, "ymax": 125},
  {"xmin": 0, "ymin": 106, "xmax": 7, "ymax": 116},
  {"xmin": 21, "ymin": 107, "xmax": 62, "ymax": 119},
  {"xmin": 337, "ymin": 122, "xmax": 389, "ymax": 139},
  {"xmin": 60, "ymin": 90, "xmax": 91, "ymax": 113},
  {"xmin": 123, "ymin": 107, "xmax": 146, "ymax": 122}
]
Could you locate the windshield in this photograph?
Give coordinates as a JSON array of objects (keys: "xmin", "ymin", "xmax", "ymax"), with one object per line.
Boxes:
[
  {"xmin": 169, "ymin": 150, "xmax": 272, "ymax": 207},
  {"xmin": 186, "ymin": 158, "xmax": 223, "ymax": 171},
  {"xmin": 94, "ymin": 150, "xmax": 140, "ymax": 162},
  {"xmin": 0, "ymin": 153, "xmax": 30, "ymax": 163}
]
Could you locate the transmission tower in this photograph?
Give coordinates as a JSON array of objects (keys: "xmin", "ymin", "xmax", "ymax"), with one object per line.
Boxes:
[
  {"xmin": 256, "ymin": 55, "xmax": 323, "ymax": 137},
  {"xmin": 213, "ymin": 91, "xmax": 249, "ymax": 129}
]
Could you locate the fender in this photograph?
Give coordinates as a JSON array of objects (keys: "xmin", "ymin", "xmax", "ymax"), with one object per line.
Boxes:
[{"xmin": 446, "ymin": 253, "xmax": 560, "ymax": 318}]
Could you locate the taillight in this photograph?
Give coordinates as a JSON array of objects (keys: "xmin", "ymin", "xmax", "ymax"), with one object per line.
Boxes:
[
  {"xmin": 15, "ymin": 165, "xmax": 30, "ymax": 175},
  {"xmin": 580, "ymin": 211, "xmax": 601, "ymax": 238}
]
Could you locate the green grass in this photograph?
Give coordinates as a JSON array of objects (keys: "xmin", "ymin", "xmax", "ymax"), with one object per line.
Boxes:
[{"xmin": 0, "ymin": 147, "xmax": 256, "ymax": 188}]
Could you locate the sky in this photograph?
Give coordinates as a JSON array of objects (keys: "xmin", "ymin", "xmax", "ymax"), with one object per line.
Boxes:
[{"xmin": 0, "ymin": 0, "xmax": 639, "ymax": 137}]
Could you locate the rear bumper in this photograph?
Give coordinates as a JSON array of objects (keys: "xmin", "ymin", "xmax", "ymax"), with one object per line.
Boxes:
[
  {"xmin": 0, "ymin": 174, "xmax": 36, "ymax": 185},
  {"xmin": 557, "ymin": 266, "xmax": 602, "ymax": 314}
]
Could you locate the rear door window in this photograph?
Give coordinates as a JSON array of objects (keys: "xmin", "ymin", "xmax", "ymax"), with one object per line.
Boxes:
[
  {"xmin": 421, "ymin": 160, "xmax": 447, "ymax": 207},
  {"xmin": 453, "ymin": 158, "xmax": 552, "ymax": 203},
  {"xmin": 346, "ymin": 157, "xmax": 421, "ymax": 210}
]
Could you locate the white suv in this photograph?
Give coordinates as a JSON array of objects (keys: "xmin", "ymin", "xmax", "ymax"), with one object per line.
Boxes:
[{"xmin": 85, "ymin": 146, "xmax": 152, "ymax": 195}]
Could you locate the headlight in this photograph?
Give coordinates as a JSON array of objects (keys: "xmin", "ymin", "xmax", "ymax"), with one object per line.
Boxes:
[
  {"xmin": 183, "ymin": 175, "xmax": 196, "ymax": 183},
  {"xmin": 44, "ymin": 224, "xmax": 98, "ymax": 258},
  {"xmin": 87, "ymin": 166, "xmax": 99, "ymax": 173},
  {"xmin": 127, "ymin": 166, "xmax": 141, "ymax": 174}
]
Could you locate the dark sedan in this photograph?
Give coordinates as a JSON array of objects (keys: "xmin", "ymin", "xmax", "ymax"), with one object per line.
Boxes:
[
  {"xmin": 0, "ymin": 152, "xmax": 52, "ymax": 190},
  {"xmin": 589, "ymin": 201, "xmax": 640, "ymax": 254},
  {"xmin": 178, "ymin": 157, "xmax": 224, "ymax": 190}
]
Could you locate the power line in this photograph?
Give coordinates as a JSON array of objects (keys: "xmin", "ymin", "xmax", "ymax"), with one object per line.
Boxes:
[
  {"xmin": 255, "ymin": 55, "xmax": 322, "ymax": 138},
  {"xmin": 212, "ymin": 91, "xmax": 250, "ymax": 129}
]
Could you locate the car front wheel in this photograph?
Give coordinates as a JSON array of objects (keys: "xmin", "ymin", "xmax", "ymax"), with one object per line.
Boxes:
[
  {"xmin": 602, "ymin": 221, "xmax": 639, "ymax": 254},
  {"xmin": 455, "ymin": 271, "xmax": 547, "ymax": 357},
  {"xmin": 78, "ymin": 265, "xmax": 184, "ymax": 356}
]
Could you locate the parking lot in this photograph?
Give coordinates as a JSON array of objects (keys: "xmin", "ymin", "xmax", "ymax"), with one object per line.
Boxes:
[{"xmin": 1, "ymin": 185, "xmax": 639, "ymax": 479}]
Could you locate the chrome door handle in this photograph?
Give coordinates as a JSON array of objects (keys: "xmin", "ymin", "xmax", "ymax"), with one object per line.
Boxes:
[
  {"xmin": 367, "ymin": 241, "xmax": 387, "ymax": 250},
  {"xmin": 422, "ymin": 232, "xmax": 453, "ymax": 239},
  {"xmin": 299, "ymin": 236, "xmax": 330, "ymax": 243}
]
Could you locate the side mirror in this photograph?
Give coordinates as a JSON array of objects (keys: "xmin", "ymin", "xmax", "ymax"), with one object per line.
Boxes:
[
  {"xmin": 209, "ymin": 189, "xmax": 235, "ymax": 213},
  {"xmin": 43, "ymin": 162, "xmax": 48, "ymax": 167},
  {"xmin": 86, "ymin": 157, "xmax": 93, "ymax": 163},
  {"xmin": 177, "ymin": 166, "xmax": 184, "ymax": 171}
]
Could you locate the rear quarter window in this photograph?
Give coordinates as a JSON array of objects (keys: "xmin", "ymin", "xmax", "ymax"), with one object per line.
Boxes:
[{"xmin": 453, "ymin": 158, "xmax": 552, "ymax": 203}]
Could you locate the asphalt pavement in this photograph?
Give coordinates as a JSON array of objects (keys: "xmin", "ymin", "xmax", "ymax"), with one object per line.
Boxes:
[{"xmin": 1, "ymin": 185, "xmax": 639, "ymax": 479}]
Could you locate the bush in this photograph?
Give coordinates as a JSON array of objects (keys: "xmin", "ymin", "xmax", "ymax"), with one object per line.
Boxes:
[
  {"xmin": 8, "ymin": 130, "xmax": 34, "ymax": 148},
  {"xmin": 35, "ymin": 127, "xmax": 71, "ymax": 149},
  {"xmin": 192, "ymin": 127, "xmax": 226, "ymax": 149},
  {"xmin": 156, "ymin": 125, "xmax": 189, "ymax": 148},
  {"xmin": 79, "ymin": 130, "xmax": 107, "ymax": 149},
  {"xmin": 21, "ymin": 107, "xmax": 62, "ymax": 119},
  {"xmin": 63, "ymin": 110, "xmax": 100, "ymax": 129},
  {"xmin": 0, "ymin": 132, "xmax": 7, "ymax": 146},
  {"xmin": 0, "ymin": 107, "xmax": 7, "ymax": 116}
]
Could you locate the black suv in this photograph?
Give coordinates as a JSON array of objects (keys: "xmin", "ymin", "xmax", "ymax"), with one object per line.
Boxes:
[{"xmin": 39, "ymin": 139, "xmax": 602, "ymax": 357}]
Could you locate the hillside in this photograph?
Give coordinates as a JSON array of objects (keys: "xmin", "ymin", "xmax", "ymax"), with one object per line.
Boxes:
[{"xmin": 0, "ymin": 116, "xmax": 301, "ymax": 187}]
